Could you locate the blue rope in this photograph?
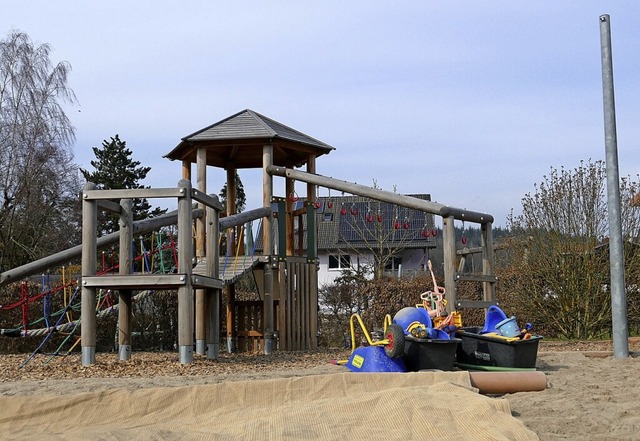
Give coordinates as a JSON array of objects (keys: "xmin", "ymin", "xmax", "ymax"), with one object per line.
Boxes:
[
  {"xmin": 140, "ymin": 236, "xmax": 151, "ymax": 273},
  {"xmin": 21, "ymin": 283, "xmax": 81, "ymax": 368}
]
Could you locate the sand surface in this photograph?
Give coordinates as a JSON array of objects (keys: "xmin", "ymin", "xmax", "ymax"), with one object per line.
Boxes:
[{"xmin": 1, "ymin": 341, "xmax": 639, "ymax": 440}]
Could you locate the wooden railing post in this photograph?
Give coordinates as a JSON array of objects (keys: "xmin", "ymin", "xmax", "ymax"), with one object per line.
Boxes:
[{"xmin": 81, "ymin": 182, "xmax": 98, "ymax": 366}]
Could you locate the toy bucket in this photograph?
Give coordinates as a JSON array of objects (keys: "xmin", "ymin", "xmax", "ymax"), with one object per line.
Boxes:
[{"xmin": 496, "ymin": 317, "xmax": 520, "ymax": 337}]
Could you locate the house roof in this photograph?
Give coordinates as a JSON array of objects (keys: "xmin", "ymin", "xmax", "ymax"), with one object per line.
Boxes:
[
  {"xmin": 316, "ymin": 195, "xmax": 437, "ymax": 250},
  {"xmin": 164, "ymin": 109, "xmax": 335, "ymax": 169},
  {"xmin": 254, "ymin": 194, "xmax": 437, "ymax": 252}
]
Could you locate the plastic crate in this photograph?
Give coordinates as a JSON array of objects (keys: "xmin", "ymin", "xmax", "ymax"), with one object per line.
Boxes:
[
  {"xmin": 455, "ymin": 327, "xmax": 542, "ymax": 369},
  {"xmin": 402, "ymin": 335, "xmax": 461, "ymax": 371}
]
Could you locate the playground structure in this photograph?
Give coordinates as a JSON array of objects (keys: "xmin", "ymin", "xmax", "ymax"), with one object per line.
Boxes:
[{"xmin": 0, "ymin": 109, "xmax": 498, "ymax": 365}]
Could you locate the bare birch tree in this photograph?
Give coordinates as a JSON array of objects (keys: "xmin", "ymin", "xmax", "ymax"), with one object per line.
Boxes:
[
  {"xmin": 0, "ymin": 30, "xmax": 79, "ymax": 271},
  {"xmin": 504, "ymin": 160, "xmax": 640, "ymax": 338}
]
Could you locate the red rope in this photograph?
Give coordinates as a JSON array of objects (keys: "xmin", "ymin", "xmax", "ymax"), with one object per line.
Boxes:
[
  {"xmin": 21, "ymin": 282, "xmax": 28, "ymax": 333},
  {"xmin": 169, "ymin": 230, "xmax": 179, "ymax": 268}
]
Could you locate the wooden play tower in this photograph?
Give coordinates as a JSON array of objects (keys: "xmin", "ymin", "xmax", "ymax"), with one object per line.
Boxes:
[
  {"xmin": 1, "ymin": 108, "xmax": 496, "ymax": 366},
  {"xmin": 164, "ymin": 109, "xmax": 335, "ymax": 355}
]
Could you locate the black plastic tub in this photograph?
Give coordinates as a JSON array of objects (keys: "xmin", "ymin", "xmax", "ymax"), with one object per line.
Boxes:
[
  {"xmin": 402, "ymin": 336, "xmax": 461, "ymax": 371},
  {"xmin": 455, "ymin": 327, "xmax": 542, "ymax": 369}
]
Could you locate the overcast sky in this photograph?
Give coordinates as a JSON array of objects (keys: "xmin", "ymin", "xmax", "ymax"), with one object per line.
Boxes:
[{"xmin": 2, "ymin": 2, "xmax": 639, "ymax": 227}]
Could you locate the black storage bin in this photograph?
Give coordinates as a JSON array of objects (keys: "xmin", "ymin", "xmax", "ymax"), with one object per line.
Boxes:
[
  {"xmin": 402, "ymin": 336, "xmax": 461, "ymax": 371},
  {"xmin": 455, "ymin": 327, "xmax": 542, "ymax": 369}
]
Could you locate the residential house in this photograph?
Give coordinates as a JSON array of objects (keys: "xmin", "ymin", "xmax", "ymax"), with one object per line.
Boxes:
[{"xmin": 255, "ymin": 194, "xmax": 437, "ymax": 285}]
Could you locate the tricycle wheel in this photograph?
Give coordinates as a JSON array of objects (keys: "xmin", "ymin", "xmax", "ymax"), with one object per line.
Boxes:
[{"xmin": 384, "ymin": 324, "xmax": 405, "ymax": 358}]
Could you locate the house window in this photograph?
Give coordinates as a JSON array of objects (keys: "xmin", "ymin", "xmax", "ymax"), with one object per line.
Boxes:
[
  {"xmin": 329, "ymin": 254, "xmax": 351, "ymax": 270},
  {"xmin": 384, "ymin": 256, "xmax": 402, "ymax": 271}
]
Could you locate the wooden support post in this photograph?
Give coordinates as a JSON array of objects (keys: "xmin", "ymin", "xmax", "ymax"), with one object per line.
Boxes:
[
  {"xmin": 118, "ymin": 198, "xmax": 133, "ymax": 361},
  {"xmin": 206, "ymin": 199, "xmax": 220, "ymax": 359},
  {"xmin": 285, "ymin": 177, "xmax": 295, "ymax": 256},
  {"xmin": 177, "ymin": 179, "xmax": 194, "ymax": 364},
  {"xmin": 263, "ymin": 145, "xmax": 275, "ymax": 355},
  {"xmin": 195, "ymin": 148, "xmax": 207, "ymax": 354},
  {"xmin": 278, "ymin": 264, "xmax": 287, "ymax": 350},
  {"xmin": 225, "ymin": 166, "xmax": 237, "ymax": 353},
  {"xmin": 297, "ymin": 213, "xmax": 304, "ymax": 256},
  {"xmin": 309, "ymin": 260, "xmax": 318, "ymax": 349},
  {"xmin": 307, "ymin": 154, "xmax": 318, "ymax": 349},
  {"xmin": 226, "ymin": 284, "xmax": 235, "ymax": 352},
  {"xmin": 181, "ymin": 160, "xmax": 191, "ymax": 180},
  {"xmin": 306, "ymin": 155, "xmax": 317, "ymax": 259},
  {"xmin": 81, "ymin": 182, "xmax": 98, "ymax": 366},
  {"xmin": 481, "ymin": 221, "xmax": 495, "ymax": 303},
  {"xmin": 276, "ymin": 199, "xmax": 287, "ymax": 260},
  {"xmin": 442, "ymin": 216, "xmax": 457, "ymax": 312}
]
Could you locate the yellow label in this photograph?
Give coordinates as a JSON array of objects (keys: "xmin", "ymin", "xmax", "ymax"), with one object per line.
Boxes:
[{"xmin": 352, "ymin": 354, "xmax": 364, "ymax": 368}]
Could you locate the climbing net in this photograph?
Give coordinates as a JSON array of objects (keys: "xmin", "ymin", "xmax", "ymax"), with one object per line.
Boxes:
[{"xmin": 0, "ymin": 229, "xmax": 179, "ymax": 366}]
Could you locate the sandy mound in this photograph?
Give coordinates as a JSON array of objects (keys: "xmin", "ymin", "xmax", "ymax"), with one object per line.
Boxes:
[{"xmin": 1, "ymin": 341, "xmax": 639, "ymax": 440}]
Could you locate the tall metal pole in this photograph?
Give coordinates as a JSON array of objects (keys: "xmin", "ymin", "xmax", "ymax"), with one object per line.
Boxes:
[{"xmin": 599, "ymin": 14, "xmax": 628, "ymax": 358}]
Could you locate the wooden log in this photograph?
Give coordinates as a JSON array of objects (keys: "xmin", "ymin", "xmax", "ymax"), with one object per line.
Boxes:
[
  {"xmin": 266, "ymin": 165, "xmax": 493, "ymax": 223},
  {"xmin": 469, "ymin": 371, "xmax": 547, "ymax": 395}
]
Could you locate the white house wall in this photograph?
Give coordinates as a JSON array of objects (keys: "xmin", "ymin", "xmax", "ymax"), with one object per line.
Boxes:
[{"xmin": 317, "ymin": 248, "xmax": 428, "ymax": 286}]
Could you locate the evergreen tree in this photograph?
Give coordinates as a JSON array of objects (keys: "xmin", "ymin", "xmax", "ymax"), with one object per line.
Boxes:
[
  {"xmin": 80, "ymin": 135, "xmax": 165, "ymax": 234},
  {"xmin": 218, "ymin": 171, "xmax": 247, "ymax": 255},
  {"xmin": 219, "ymin": 171, "xmax": 246, "ymax": 215}
]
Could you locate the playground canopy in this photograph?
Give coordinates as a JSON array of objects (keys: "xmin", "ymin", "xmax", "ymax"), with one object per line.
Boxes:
[{"xmin": 163, "ymin": 108, "xmax": 335, "ymax": 169}]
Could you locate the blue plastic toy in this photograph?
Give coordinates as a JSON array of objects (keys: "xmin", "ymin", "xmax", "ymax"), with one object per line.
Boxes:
[
  {"xmin": 393, "ymin": 306, "xmax": 432, "ymax": 331},
  {"xmin": 344, "ymin": 346, "xmax": 406, "ymax": 372},
  {"xmin": 481, "ymin": 305, "xmax": 508, "ymax": 334}
]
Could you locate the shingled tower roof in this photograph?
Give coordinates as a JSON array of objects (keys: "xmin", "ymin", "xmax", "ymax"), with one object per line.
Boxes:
[{"xmin": 164, "ymin": 109, "xmax": 335, "ymax": 169}]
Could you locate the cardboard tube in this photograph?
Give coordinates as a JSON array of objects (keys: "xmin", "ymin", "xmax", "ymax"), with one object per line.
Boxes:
[{"xmin": 469, "ymin": 371, "xmax": 547, "ymax": 394}]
